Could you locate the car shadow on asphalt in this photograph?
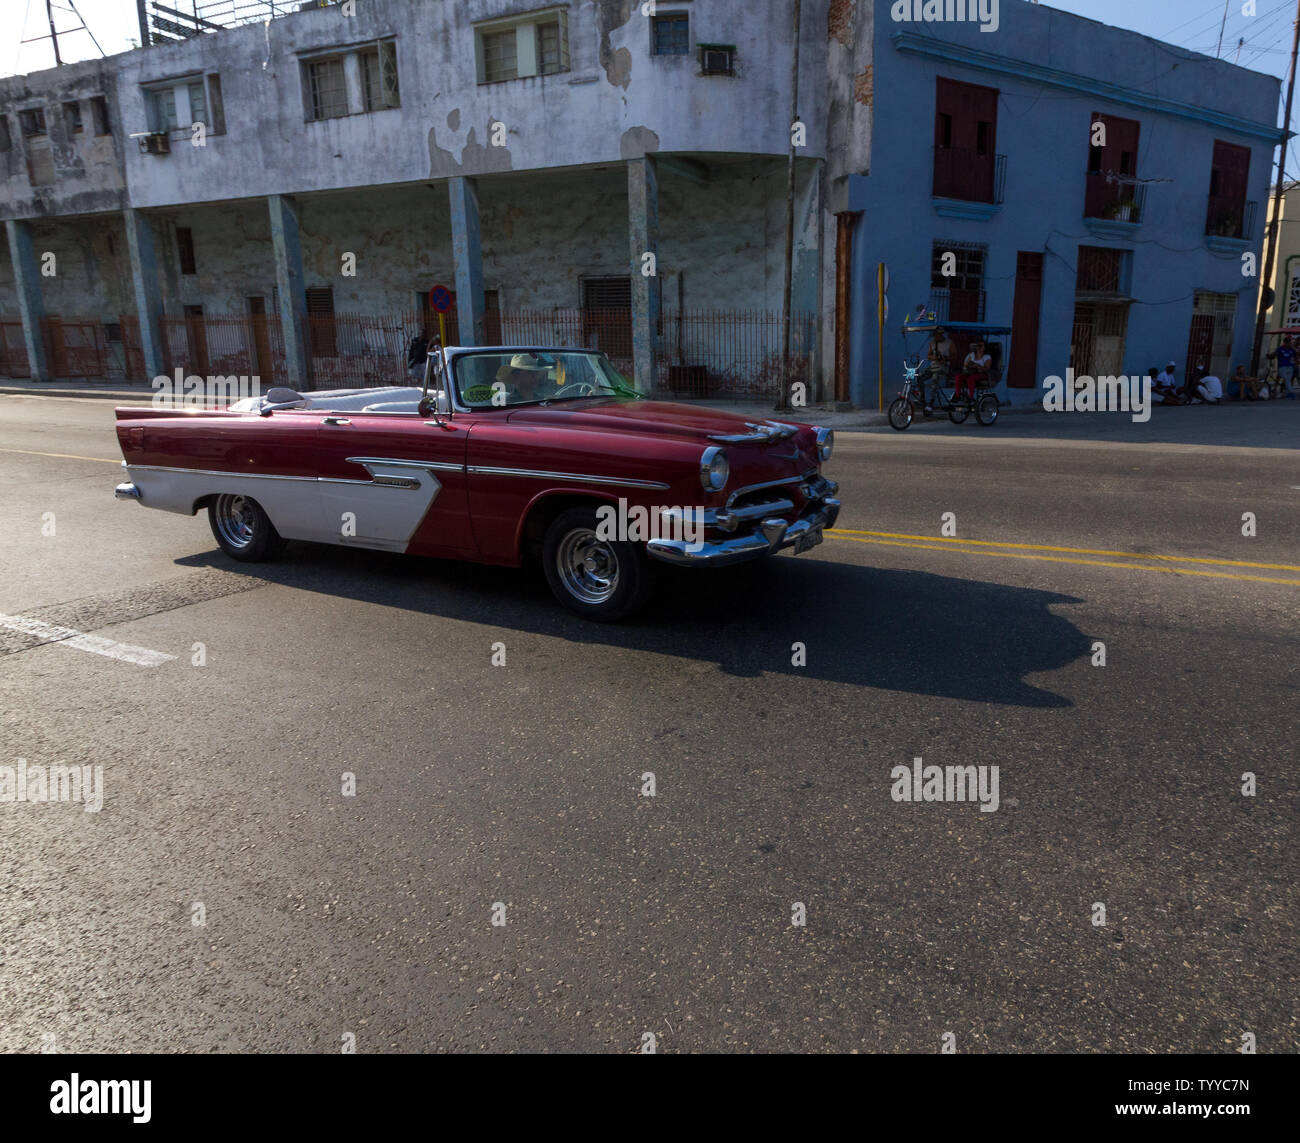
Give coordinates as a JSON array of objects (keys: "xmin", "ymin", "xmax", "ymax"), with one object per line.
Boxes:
[{"xmin": 176, "ymin": 543, "xmax": 1090, "ymax": 708}]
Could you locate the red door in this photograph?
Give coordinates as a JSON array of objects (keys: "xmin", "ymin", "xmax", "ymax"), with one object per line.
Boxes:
[
  {"xmin": 1008, "ymin": 252, "xmax": 1043, "ymax": 388},
  {"xmin": 1207, "ymin": 141, "xmax": 1251, "ymax": 237},
  {"xmin": 1085, "ymin": 113, "xmax": 1140, "ymax": 219},
  {"xmin": 934, "ymin": 78, "xmax": 999, "ymax": 203}
]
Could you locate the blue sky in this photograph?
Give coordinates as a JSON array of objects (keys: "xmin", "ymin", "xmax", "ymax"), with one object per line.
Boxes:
[{"xmin": 1040, "ymin": 0, "xmax": 1297, "ymax": 79}]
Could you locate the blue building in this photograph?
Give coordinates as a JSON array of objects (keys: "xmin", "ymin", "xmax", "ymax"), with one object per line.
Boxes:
[{"xmin": 843, "ymin": 2, "xmax": 1281, "ymax": 408}]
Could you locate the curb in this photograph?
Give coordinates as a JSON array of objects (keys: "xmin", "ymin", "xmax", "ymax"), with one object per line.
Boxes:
[{"xmin": 0, "ymin": 384, "xmax": 153, "ymax": 400}]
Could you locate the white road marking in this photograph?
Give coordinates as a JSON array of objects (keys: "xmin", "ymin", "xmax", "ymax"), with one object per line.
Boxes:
[{"xmin": 0, "ymin": 614, "xmax": 175, "ymax": 667}]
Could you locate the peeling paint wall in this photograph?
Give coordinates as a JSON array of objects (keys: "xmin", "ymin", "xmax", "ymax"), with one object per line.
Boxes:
[
  {"xmin": 0, "ymin": 216, "xmax": 131, "ymax": 321},
  {"xmin": 1, "ymin": 0, "xmax": 835, "ymax": 385},
  {"xmin": 97, "ymin": 0, "xmax": 828, "ymax": 207},
  {"xmin": 0, "ymin": 57, "xmax": 127, "ymax": 221}
]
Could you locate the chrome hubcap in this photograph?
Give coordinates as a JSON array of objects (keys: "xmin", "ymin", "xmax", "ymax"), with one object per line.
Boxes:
[
  {"xmin": 215, "ymin": 494, "xmax": 256, "ymax": 549},
  {"xmin": 557, "ymin": 528, "xmax": 619, "ymax": 605}
]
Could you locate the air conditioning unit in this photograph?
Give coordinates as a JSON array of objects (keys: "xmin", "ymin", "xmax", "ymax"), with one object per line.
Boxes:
[
  {"xmin": 700, "ymin": 47, "xmax": 734, "ymax": 76},
  {"xmin": 129, "ymin": 131, "xmax": 170, "ymax": 155}
]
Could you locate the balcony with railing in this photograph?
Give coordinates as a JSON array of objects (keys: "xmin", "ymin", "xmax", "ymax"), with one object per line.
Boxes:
[
  {"xmin": 1204, "ymin": 196, "xmax": 1256, "ymax": 248},
  {"xmin": 1083, "ymin": 173, "xmax": 1147, "ymax": 236},
  {"xmin": 932, "ymin": 148, "xmax": 1006, "ymax": 219}
]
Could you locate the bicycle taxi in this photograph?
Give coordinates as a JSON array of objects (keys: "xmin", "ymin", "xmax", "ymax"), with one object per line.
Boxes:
[{"xmin": 888, "ymin": 315, "xmax": 1012, "ymax": 431}]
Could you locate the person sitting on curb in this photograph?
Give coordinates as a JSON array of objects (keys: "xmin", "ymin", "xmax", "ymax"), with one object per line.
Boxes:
[
  {"xmin": 1230, "ymin": 365, "xmax": 1265, "ymax": 401},
  {"xmin": 1152, "ymin": 364, "xmax": 1181, "ymax": 405},
  {"xmin": 1192, "ymin": 370, "xmax": 1223, "ymax": 404}
]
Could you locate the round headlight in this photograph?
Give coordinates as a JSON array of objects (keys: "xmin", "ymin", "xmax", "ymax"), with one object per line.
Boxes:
[
  {"xmin": 816, "ymin": 427, "xmax": 834, "ymax": 462},
  {"xmin": 700, "ymin": 446, "xmax": 729, "ymax": 492}
]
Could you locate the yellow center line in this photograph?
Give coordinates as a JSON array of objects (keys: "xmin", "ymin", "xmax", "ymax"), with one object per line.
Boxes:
[
  {"xmin": 0, "ymin": 447, "xmax": 121, "ymax": 465},
  {"xmin": 829, "ymin": 534, "xmax": 1300, "ymax": 586},
  {"xmin": 828, "ymin": 528, "xmax": 1300, "ymax": 573}
]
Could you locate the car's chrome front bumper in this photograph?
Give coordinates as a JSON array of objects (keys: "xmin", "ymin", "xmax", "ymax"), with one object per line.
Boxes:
[
  {"xmin": 646, "ymin": 495, "xmax": 841, "ymax": 568},
  {"xmin": 114, "ymin": 482, "xmax": 141, "ymax": 501}
]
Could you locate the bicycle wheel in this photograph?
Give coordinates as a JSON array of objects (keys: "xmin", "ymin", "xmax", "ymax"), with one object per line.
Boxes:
[
  {"xmin": 976, "ymin": 393, "xmax": 999, "ymax": 426},
  {"xmin": 888, "ymin": 397, "xmax": 914, "ymax": 431},
  {"xmin": 948, "ymin": 398, "xmax": 970, "ymax": 424}
]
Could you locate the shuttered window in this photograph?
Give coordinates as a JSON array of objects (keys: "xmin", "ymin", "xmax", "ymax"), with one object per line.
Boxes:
[{"xmin": 307, "ymin": 287, "xmax": 337, "ymax": 357}]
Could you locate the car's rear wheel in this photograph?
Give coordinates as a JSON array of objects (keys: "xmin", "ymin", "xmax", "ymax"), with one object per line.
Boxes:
[
  {"xmin": 208, "ymin": 493, "xmax": 286, "ymax": 562},
  {"xmin": 542, "ymin": 506, "xmax": 656, "ymax": 621}
]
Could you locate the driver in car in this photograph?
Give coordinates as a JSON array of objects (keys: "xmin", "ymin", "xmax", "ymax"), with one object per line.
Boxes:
[{"xmin": 494, "ymin": 353, "xmax": 557, "ymax": 404}]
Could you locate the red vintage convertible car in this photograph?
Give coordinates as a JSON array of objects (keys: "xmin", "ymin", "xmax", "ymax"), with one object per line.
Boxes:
[{"xmin": 113, "ymin": 346, "xmax": 839, "ymax": 620}]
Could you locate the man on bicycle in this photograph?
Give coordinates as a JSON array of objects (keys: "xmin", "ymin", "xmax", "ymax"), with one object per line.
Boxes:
[{"xmin": 924, "ymin": 327, "xmax": 953, "ymax": 415}]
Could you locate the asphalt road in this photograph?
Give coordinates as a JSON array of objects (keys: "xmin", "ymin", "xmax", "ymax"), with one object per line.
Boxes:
[{"xmin": 0, "ymin": 394, "xmax": 1295, "ymax": 1053}]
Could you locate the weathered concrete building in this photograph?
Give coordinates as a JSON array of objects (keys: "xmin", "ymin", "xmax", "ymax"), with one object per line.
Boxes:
[{"xmin": 1, "ymin": 0, "xmax": 832, "ymax": 394}]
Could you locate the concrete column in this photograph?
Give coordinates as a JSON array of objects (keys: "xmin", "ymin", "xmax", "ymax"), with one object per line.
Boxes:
[
  {"xmin": 268, "ymin": 193, "xmax": 312, "ymax": 388},
  {"xmin": 628, "ymin": 156, "xmax": 660, "ymax": 393},
  {"xmin": 122, "ymin": 208, "xmax": 166, "ymax": 381},
  {"xmin": 448, "ymin": 176, "xmax": 485, "ymax": 346},
  {"xmin": 4, "ymin": 219, "xmax": 50, "ymax": 381},
  {"xmin": 791, "ymin": 159, "xmax": 824, "ymax": 396}
]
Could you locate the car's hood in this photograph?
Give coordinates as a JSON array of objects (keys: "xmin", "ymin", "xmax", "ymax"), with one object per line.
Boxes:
[{"xmin": 505, "ymin": 399, "xmax": 813, "ymax": 444}]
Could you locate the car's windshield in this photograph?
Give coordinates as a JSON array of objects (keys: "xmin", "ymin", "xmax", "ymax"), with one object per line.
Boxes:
[{"xmin": 453, "ymin": 350, "xmax": 642, "ymax": 408}]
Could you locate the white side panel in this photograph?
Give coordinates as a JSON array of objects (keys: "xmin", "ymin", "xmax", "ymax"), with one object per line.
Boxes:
[
  {"xmin": 125, "ymin": 466, "xmax": 330, "ymax": 543},
  {"xmin": 318, "ymin": 463, "xmax": 442, "ymax": 552}
]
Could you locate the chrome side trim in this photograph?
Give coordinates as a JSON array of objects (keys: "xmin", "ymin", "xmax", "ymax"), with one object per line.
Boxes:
[
  {"xmin": 126, "ymin": 464, "xmax": 318, "ymax": 482},
  {"xmin": 125, "ymin": 461, "xmax": 464, "ymax": 488},
  {"xmin": 346, "ymin": 456, "xmax": 466, "ymax": 474},
  {"xmin": 466, "ymin": 465, "xmax": 671, "ymax": 491}
]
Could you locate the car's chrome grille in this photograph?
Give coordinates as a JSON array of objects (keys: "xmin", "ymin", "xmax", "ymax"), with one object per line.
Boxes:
[{"xmin": 728, "ymin": 490, "xmax": 796, "ymax": 517}]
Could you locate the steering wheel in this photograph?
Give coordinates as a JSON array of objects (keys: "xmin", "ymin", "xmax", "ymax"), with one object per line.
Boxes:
[{"xmin": 552, "ymin": 380, "xmax": 599, "ymax": 398}]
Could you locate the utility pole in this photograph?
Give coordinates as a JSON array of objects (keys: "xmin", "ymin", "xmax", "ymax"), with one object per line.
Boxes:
[
  {"xmin": 777, "ymin": 0, "xmax": 802, "ymax": 411},
  {"xmin": 46, "ymin": 0, "xmax": 61, "ymax": 65},
  {"xmin": 1216, "ymin": 0, "xmax": 1230, "ymax": 58},
  {"xmin": 1250, "ymin": 0, "xmax": 1300, "ymax": 375}
]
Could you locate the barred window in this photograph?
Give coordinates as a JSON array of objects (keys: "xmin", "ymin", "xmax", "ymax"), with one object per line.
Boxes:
[
  {"xmin": 362, "ymin": 42, "xmax": 400, "ymax": 111},
  {"xmin": 306, "ymin": 57, "xmax": 348, "ymax": 121},
  {"xmin": 482, "ymin": 30, "xmax": 518, "ymax": 83},
  {"xmin": 653, "ymin": 14, "xmax": 690, "ymax": 55},
  {"xmin": 931, "ymin": 241, "xmax": 985, "ymax": 292},
  {"xmin": 149, "ymin": 89, "xmax": 177, "ymax": 132},
  {"xmin": 478, "ymin": 13, "xmax": 568, "ymax": 83},
  {"xmin": 187, "ymin": 81, "xmax": 206, "ymax": 128}
]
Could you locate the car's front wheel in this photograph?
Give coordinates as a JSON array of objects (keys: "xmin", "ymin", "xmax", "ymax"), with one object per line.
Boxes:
[
  {"xmin": 208, "ymin": 493, "xmax": 287, "ymax": 562},
  {"xmin": 542, "ymin": 506, "xmax": 656, "ymax": 621}
]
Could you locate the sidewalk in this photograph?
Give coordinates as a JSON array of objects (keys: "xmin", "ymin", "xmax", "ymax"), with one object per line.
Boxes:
[{"xmin": 0, "ymin": 377, "xmax": 1054, "ymax": 430}]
